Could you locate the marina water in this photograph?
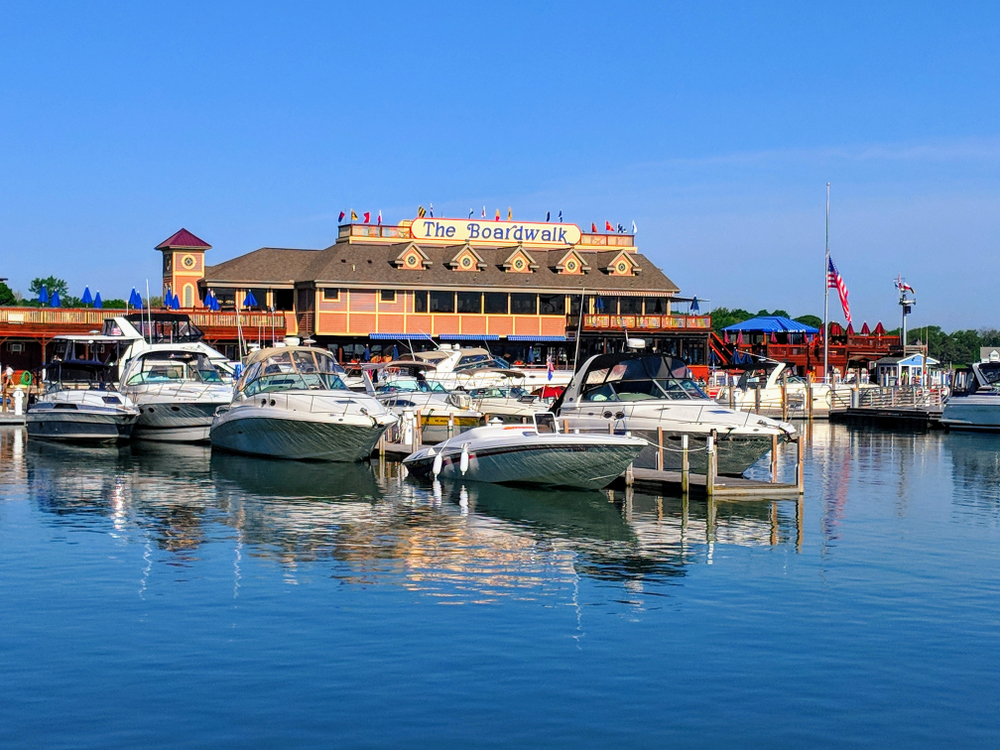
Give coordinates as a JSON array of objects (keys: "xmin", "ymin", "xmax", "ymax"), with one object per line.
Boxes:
[{"xmin": 1, "ymin": 422, "xmax": 997, "ymax": 748}]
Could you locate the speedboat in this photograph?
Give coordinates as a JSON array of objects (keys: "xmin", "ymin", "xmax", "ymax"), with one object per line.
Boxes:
[
  {"xmin": 553, "ymin": 352, "xmax": 795, "ymax": 476},
  {"xmin": 941, "ymin": 360, "xmax": 1000, "ymax": 430},
  {"xmin": 26, "ymin": 361, "xmax": 139, "ymax": 444},
  {"xmin": 120, "ymin": 347, "xmax": 234, "ymax": 442},
  {"xmin": 210, "ymin": 346, "xmax": 397, "ymax": 461},
  {"xmin": 403, "ymin": 412, "xmax": 645, "ymax": 490}
]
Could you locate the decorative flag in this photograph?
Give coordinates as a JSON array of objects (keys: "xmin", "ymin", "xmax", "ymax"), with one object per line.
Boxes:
[
  {"xmin": 495, "ymin": 209, "xmax": 500, "ymax": 221},
  {"xmin": 828, "ymin": 257, "xmax": 852, "ymax": 325},
  {"xmin": 605, "ymin": 220, "xmax": 613, "ymax": 231},
  {"xmin": 482, "ymin": 206, "xmax": 486, "ymax": 218},
  {"xmin": 351, "ymin": 209, "xmax": 358, "ymax": 220},
  {"xmin": 617, "ymin": 223, "xmax": 625, "ymax": 233},
  {"xmin": 591, "ymin": 222, "xmax": 597, "ymax": 232},
  {"xmin": 429, "ymin": 203, "xmax": 434, "ymax": 217},
  {"xmin": 546, "ymin": 211, "xmax": 550, "ymax": 222},
  {"xmin": 558, "ymin": 210, "xmax": 563, "ymax": 222},
  {"xmin": 632, "ymin": 220, "xmax": 638, "ymax": 234},
  {"xmin": 418, "ymin": 206, "xmax": 426, "ymax": 218},
  {"xmin": 363, "ymin": 211, "xmax": 370, "ymax": 224},
  {"xmin": 469, "ymin": 208, "xmax": 474, "ymax": 218},
  {"xmin": 338, "ymin": 211, "xmax": 346, "ymax": 222},
  {"xmin": 377, "ymin": 210, "xmax": 382, "ymax": 225},
  {"xmin": 507, "ymin": 207, "xmax": 512, "ymax": 220},
  {"xmin": 895, "ymin": 274, "xmax": 915, "ymax": 294}
]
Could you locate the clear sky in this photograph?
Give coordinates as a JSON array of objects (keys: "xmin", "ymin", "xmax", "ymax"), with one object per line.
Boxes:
[{"xmin": 2, "ymin": 1, "xmax": 997, "ymax": 330}]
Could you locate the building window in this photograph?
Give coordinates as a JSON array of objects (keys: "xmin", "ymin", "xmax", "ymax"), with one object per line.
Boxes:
[
  {"xmin": 539, "ymin": 294, "xmax": 565, "ymax": 315},
  {"xmin": 430, "ymin": 291, "xmax": 455, "ymax": 313},
  {"xmin": 273, "ymin": 289, "xmax": 294, "ymax": 311},
  {"xmin": 511, "ymin": 293, "xmax": 537, "ymax": 315},
  {"xmin": 457, "ymin": 292, "xmax": 482, "ymax": 314},
  {"xmin": 323, "ymin": 288, "xmax": 340, "ymax": 301},
  {"xmin": 619, "ymin": 297, "xmax": 642, "ymax": 315},
  {"xmin": 380, "ymin": 290, "xmax": 397, "ymax": 303},
  {"xmin": 414, "ymin": 291, "xmax": 428, "ymax": 313},
  {"xmin": 484, "ymin": 292, "xmax": 508, "ymax": 315},
  {"xmin": 645, "ymin": 298, "xmax": 667, "ymax": 315},
  {"xmin": 183, "ymin": 285, "xmax": 194, "ymax": 308}
]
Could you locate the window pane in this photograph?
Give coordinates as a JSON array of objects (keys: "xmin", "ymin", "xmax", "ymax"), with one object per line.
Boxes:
[
  {"xmin": 322, "ymin": 288, "xmax": 340, "ymax": 301},
  {"xmin": 380, "ymin": 290, "xmax": 396, "ymax": 302},
  {"xmin": 430, "ymin": 291, "xmax": 455, "ymax": 313},
  {"xmin": 620, "ymin": 297, "xmax": 642, "ymax": 315},
  {"xmin": 414, "ymin": 291, "xmax": 428, "ymax": 313},
  {"xmin": 539, "ymin": 294, "xmax": 565, "ymax": 315},
  {"xmin": 644, "ymin": 297, "xmax": 666, "ymax": 315},
  {"xmin": 484, "ymin": 292, "xmax": 508, "ymax": 314},
  {"xmin": 274, "ymin": 289, "xmax": 294, "ymax": 311},
  {"xmin": 511, "ymin": 293, "xmax": 537, "ymax": 315},
  {"xmin": 457, "ymin": 292, "xmax": 482, "ymax": 314}
]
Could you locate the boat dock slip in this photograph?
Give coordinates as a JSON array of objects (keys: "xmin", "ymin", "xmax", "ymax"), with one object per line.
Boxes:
[{"xmin": 828, "ymin": 386, "xmax": 946, "ymax": 430}]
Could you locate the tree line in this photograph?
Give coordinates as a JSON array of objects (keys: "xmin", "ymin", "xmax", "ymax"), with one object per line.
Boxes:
[{"xmin": 0, "ymin": 277, "xmax": 127, "ymax": 309}]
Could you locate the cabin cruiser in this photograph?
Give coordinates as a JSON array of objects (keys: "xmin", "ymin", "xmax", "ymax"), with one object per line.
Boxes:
[
  {"xmin": 403, "ymin": 412, "xmax": 645, "ymax": 490},
  {"xmin": 210, "ymin": 346, "xmax": 397, "ymax": 461},
  {"xmin": 106, "ymin": 313, "xmax": 238, "ymax": 382},
  {"xmin": 405, "ymin": 345, "xmax": 573, "ymax": 390},
  {"xmin": 368, "ymin": 361, "xmax": 483, "ymax": 442},
  {"xmin": 26, "ymin": 361, "xmax": 139, "ymax": 443},
  {"xmin": 714, "ymin": 361, "xmax": 834, "ymax": 418},
  {"xmin": 553, "ymin": 353, "xmax": 795, "ymax": 476},
  {"xmin": 941, "ymin": 360, "xmax": 1000, "ymax": 430},
  {"xmin": 119, "ymin": 347, "xmax": 233, "ymax": 442}
]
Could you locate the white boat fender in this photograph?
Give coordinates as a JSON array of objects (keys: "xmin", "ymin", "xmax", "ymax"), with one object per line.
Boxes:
[
  {"xmin": 432, "ymin": 451, "xmax": 444, "ymax": 478},
  {"xmin": 460, "ymin": 443, "xmax": 470, "ymax": 475}
]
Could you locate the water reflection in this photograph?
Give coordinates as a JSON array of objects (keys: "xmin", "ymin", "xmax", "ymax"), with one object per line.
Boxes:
[{"xmin": 947, "ymin": 431, "xmax": 1000, "ymax": 525}]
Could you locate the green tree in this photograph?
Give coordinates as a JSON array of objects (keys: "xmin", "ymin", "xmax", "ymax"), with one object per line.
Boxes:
[
  {"xmin": 0, "ymin": 281, "xmax": 15, "ymax": 306},
  {"xmin": 794, "ymin": 314, "xmax": 823, "ymax": 329},
  {"xmin": 710, "ymin": 307, "xmax": 754, "ymax": 331},
  {"xmin": 101, "ymin": 298, "xmax": 128, "ymax": 308},
  {"xmin": 28, "ymin": 276, "xmax": 69, "ymax": 300}
]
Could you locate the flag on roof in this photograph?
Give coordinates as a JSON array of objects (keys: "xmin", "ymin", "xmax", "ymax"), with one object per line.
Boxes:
[
  {"xmin": 591, "ymin": 222, "xmax": 597, "ymax": 232},
  {"xmin": 632, "ymin": 220, "xmax": 638, "ymax": 234},
  {"xmin": 617, "ymin": 223, "xmax": 625, "ymax": 233},
  {"xmin": 558, "ymin": 210, "xmax": 563, "ymax": 222},
  {"xmin": 507, "ymin": 207, "xmax": 512, "ymax": 220},
  {"xmin": 351, "ymin": 209, "xmax": 358, "ymax": 220},
  {"xmin": 895, "ymin": 275, "xmax": 914, "ymax": 294},
  {"xmin": 429, "ymin": 203, "xmax": 434, "ymax": 217},
  {"xmin": 495, "ymin": 209, "xmax": 500, "ymax": 221},
  {"xmin": 469, "ymin": 208, "xmax": 474, "ymax": 218},
  {"xmin": 377, "ymin": 210, "xmax": 382, "ymax": 225},
  {"xmin": 363, "ymin": 211, "xmax": 370, "ymax": 223},
  {"xmin": 482, "ymin": 206, "xmax": 486, "ymax": 218},
  {"xmin": 828, "ymin": 257, "xmax": 852, "ymax": 326},
  {"xmin": 605, "ymin": 220, "xmax": 613, "ymax": 231},
  {"xmin": 418, "ymin": 206, "xmax": 426, "ymax": 218},
  {"xmin": 546, "ymin": 211, "xmax": 550, "ymax": 222},
  {"xmin": 338, "ymin": 211, "xmax": 346, "ymax": 222}
]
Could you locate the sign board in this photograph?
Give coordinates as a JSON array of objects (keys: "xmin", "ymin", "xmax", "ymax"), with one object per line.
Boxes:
[{"xmin": 409, "ymin": 217, "xmax": 581, "ymax": 246}]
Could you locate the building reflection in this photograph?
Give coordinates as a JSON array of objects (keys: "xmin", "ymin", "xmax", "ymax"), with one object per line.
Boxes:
[{"xmin": 21, "ymin": 439, "xmax": 804, "ymax": 597}]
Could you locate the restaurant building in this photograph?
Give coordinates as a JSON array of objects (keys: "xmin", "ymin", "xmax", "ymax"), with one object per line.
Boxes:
[{"xmin": 190, "ymin": 217, "xmax": 711, "ymax": 367}]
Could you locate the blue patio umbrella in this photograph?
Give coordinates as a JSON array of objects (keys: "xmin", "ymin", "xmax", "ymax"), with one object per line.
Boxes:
[
  {"xmin": 243, "ymin": 290, "xmax": 257, "ymax": 308},
  {"xmin": 392, "ymin": 345, "xmax": 399, "ymax": 360},
  {"xmin": 94, "ymin": 292, "xmax": 103, "ymax": 309},
  {"xmin": 81, "ymin": 287, "xmax": 93, "ymax": 306},
  {"xmin": 128, "ymin": 288, "xmax": 139, "ymax": 307},
  {"xmin": 134, "ymin": 292, "xmax": 143, "ymax": 310},
  {"xmin": 690, "ymin": 296, "xmax": 700, "ymax": 313},
  {"xmin": 37, "ymin": 285, "xmax": 48, "ymax": 304},
  {"xmin": 594, "ymin": 296, "xmax": 604, "ymax": 312},
  {"xmin": 50, "ymin": 290, "xmax": 61, "ymax": 308},
  {"xmin": 171, "ymin": 292, "xmax": 180, "ymax": 309},
  {"xmin": 363, "ymin": 345, "xmax": 371, "ymax": 362}
]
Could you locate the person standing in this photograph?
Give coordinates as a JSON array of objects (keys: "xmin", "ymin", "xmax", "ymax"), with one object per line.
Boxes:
[{"xmin": 1, "ymin": 365, "xmax": 13, "ymax": 411}]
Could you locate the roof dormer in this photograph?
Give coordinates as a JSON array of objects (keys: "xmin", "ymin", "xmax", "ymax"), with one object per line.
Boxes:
[
  {"xmin": 501, "ymin": 245, "xmax": 539, "ymax": 274},
  {"xmin": 392, "ymin": 242, "xmax": 432, "ymax": 270},
  {"xmin": 554, "ymin": 248, "xmax": 590, "ymax": 275},
  {"xmin": 606, "ymin": 250, "xmax": 640, "ymax": 277},
  {"xmin": 445, "ymin": 243, "xmax": 488, "ymax": 272}
]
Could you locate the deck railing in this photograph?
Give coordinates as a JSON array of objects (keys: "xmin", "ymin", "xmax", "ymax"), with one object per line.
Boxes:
[
  {"xmin": 0, "ymin": 306, "xmax": 286, "ymax": 330},
  {"xmin": 829, "ymin": 386, "xmax": 950, "ymax": 411}
]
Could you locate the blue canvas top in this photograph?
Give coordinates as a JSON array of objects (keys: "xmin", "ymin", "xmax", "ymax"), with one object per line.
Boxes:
[{"xmin": 721, "ymin": 315, "xmax": 820, "ymax": 334}]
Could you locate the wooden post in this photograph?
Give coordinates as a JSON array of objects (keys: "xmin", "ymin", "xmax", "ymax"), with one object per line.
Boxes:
[
  {"xmin": 706, "ymin": 430, "xmax": 716, "ymax": 498},
  {"xmin": 795, "ymin": 435, "xmax": 804, "ymax": 494},
  {"xmin": 415, "ymin": 409, "xmax": 422, "ymax": 449},
  {"xmin": 728, "ymin": 376, "xmax": 736, "ymax": 410},
  {"xmin": 681, "ymin": 433, "xmax": 689, "ymax": 495},
  {"xmin": 608, "ymin": 422, "xmax": 614, "ymax": 434},
  {"xmin": 754, "ymin": 384, "xmax": 761, "ymax": 414},
  {"xmin": 770, "ymin": 433, "xmax": 778, "ymax": 483},
  {"xmin": 781, "ymin": 370, "xmax": 788, "ymax": 421},
  {"xmin": 625, "ymin": 462, "xmax": 634, "ymax": 486},
  {"xmin": 806, "ymin": 373, "xmax": 814, "ymax": 421},
  {"xmin": 656, "ymin": 426, "xmax": 664, "ymax": 472}
]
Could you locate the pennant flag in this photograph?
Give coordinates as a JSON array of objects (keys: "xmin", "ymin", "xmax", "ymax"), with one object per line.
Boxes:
[
  {"xmin": 605, "ymin": 220, "xmax": 613, "ymax": 231},
  {"xmin": 351, "ymin": 209, "xmax": 358, "ymax": 220},
  {"xmin": 81, "ymin": 286, "xmax": 93, "ymax": 305},
  {"xmin": 495, "ymin": 209, "xmax": 500, "ymax": 221},
  {"xmin": 827, "ymin": 257, "xmax": 852, "ymax": 325},
  {"xmin": 591, "ymin": 222, "xmax": 597, "ymax": 232},
  {"xmin": 50, "ymin": 290, "xmax": 61, "ymax": 308},
  {"xmin": 94, "ymin": 292, "xmax": 102, "ymax": 309},
  {"xmin": 469, "ymin": 208, "xmax": 474, "ymax": 218},
  {"xmin": 363, "ymin": 211, "xmax": 370, "ymax": 223},
  {"xmin": 507, "ymin": 207, "xmax": 512, "ymax": 220},
  {"xmin": 558, "ymin": 210, "xmax": 563, "ymax": 222},
  {"xmin": 482, "ymin": 206, "xmax": 486, "ymax": 218},
  {"xmin": 429, "ymin": 203, "xmax": 434, "ymax": 218},
  {"xmin": 377, "ymin": 210, "xmax": 382, "ymax": 225},
  {"xmin": 338, "ymin": 210, "xmax": 346, "ymax": 222},
  {"xmin": 418, "ymin": 206, "xmax": 426, "ymax": 218},
  {"xmin": 546, "ymin": 211, "xmax": 550, "ymax": 222},
  {"xmin": 632, "ymin": 220, "xmax": 638, "ymax": 234},
  {"xmin": 37, "ymin": 285, "xmax": 48, "ymax": 304},
  {"xmin": 617, "ymin": 223, "xmax": 625, "ymax": 233}
]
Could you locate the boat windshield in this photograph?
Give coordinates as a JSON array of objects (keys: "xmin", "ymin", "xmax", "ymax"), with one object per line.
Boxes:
[
  {"xmin": 971, "ymin": 362, "xmax": 1000, "ymax": 393},
  {"xmin": 735, "ymin": 364, "xmax": 778, "ymax": 390},
  {"xmin": 581, "ymin": 358, "xmax": 708, "ymax": 402},
  {"xmin": 241, "ymin": 350, "xmax": 348, "ymax": 395},
  {"xmin": 126, "ymin": 353, "xmax": 223, "ymax": 385},
  {"xmin": 376, "ymin": 376, "xmax": 447, "ymax": 394}
]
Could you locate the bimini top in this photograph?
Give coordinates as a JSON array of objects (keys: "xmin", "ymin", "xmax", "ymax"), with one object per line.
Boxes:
[
  {"xmin": 558, "ymin": 353, "xmax": 700, "ymax": 406},
  {"xmin": 238, "ymin": 346, "xmax": 348, "ymax": 396},
  {"xmin": 721, "ymin": 316, "xmax": 820, "ymax": 334}
]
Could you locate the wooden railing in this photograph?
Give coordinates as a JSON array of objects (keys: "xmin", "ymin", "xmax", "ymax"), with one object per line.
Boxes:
[
  {"xmin": 0, "ymin": 307, "xmax": 286, "ymax": 330},
  {"xmin": 583, "ymin": 313, "xmax": 711, "ymax": 331},
  {"xmin": 829, "ymin": 386, "xmax": 950, "ymax": 411}
]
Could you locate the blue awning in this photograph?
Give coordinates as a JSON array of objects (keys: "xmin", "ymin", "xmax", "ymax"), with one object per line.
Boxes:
[
  {"xmin": 721, "ymin": 316, "xmax": 819, "ymax": 334},
  {"xmin": 440, "ymin": 334, "xmax": 500, "ymax": 341},
  {"xmin": 369, "ymin": 333, "xmax": 435, "ymax": 341},
  {"xmin": 507, "ymin": 335, "xmax": 567, "ymax": 342}
]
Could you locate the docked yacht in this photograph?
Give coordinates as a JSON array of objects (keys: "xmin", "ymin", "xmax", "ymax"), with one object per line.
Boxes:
[
  {"xmin": 554, "ymin": 353, "xmax": 795, "ymax": 476},
  {"xmin": 210, "ymin": 346, "xmax": 396, "ymax": 461},
  {"xmin": 120, "ymin": 347, "xmax": 234, "ymax": 442},
  {"xmin": 26, "ymin": 361, "xmax": 139, "ymax": 444},
  {"xmin": 403, "ymin": 412, "xmax": 645, "ymax": 490},
  {"xmin": 406, "ymin": 345, "xmax": 573, "ymax": 390},
  {"xmin": 714, "ymin": 360, "xmax": 834, "ymax": 418},
  {"xmin": 940, "ymin": 360, "xmax": 1000, "ymax": 430}
]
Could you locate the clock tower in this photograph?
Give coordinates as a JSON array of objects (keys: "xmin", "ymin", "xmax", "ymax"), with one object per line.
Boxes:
[{"xmin": 155, "ymin": 228, "xmax": 211, "ymax": 308}]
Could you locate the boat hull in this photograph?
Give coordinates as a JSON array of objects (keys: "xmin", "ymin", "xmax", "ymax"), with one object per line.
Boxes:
[
  {"xmin": 210, "ymin": 412, "xmax": 389, "ymax": 461},
  {"xmin": 133, "ymin": 401, "xmax": 221, "ymax": 443},
  {"xmin": 405, "ymin": 440, "xmax": 643, "ymax": 490},
  {"xmin": 26, "ymin": 408, "xmax": 137, "ymax": 444},
  {"xmin": 941, "ymin": 396, "xmax": 1000, "ymax": 431}
]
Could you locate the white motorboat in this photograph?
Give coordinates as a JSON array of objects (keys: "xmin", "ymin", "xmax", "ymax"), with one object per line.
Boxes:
[
  {"xmin": 210, "ymin": 346, "xmax": 397, "ymax": 461},
  {"xmin": 405, "ymin": 345, "xmax": 573, "ymax": 390},
  {"xmin": 120, "ymin": 347, "xmax": 234, "ymax": 442},
  {"xmin": 941, "ymin": 360, "xmax": 1000, "ymax": 430},
  {"xmin": 460, "ymin": 370, "xmax": 547, "ymax": 424},
  {"xmin": 714, "ymin": 360, "xmax": 835, "ymax": 418},
  {"xmin": 26, "ymin": 361, "xmax": 139, "ymax": 444},
  {"xmin": 403, "ymin": 412, "xmax": 645, "ymax": 490},
  {"xmin": 554, "ymin": 352, "xmax": 795, "ymax": 476}
]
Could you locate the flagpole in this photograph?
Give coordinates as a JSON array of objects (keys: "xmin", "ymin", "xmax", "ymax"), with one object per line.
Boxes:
[{"xmin": 823, "ymin": 182, "xmax": 830, "ymax": 383}]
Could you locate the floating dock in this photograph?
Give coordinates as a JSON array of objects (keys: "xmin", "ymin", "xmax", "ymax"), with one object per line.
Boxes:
[
  {"xmin": 829, "ymin": 406, "xmax": 942, "ymax": 430},
  {"xmin": 0, "ymin": 413, "xmax": 25, "ymax": 426}
]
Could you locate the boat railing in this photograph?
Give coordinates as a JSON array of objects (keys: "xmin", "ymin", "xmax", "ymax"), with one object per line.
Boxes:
[{"xmin": 127, "ymin": 381, "xmax": 231, "ymax": 400}]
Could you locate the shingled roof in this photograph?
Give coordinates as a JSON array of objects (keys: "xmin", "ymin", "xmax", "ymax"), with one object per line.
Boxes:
[{"xmin": 206, "ymin": 241, "xmax": 680, "ymax": 294}]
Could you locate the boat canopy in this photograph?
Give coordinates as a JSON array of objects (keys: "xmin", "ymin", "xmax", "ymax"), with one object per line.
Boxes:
[
  {"xmin": 238, "ymin": 347, "xmax": 348, "ymax": 396},
  {"xmin": 721, "ymin": 316, "xmax": 820, "ymax": 334}
]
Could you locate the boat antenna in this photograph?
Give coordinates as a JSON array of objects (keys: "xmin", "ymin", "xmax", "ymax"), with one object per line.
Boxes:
[
  {"xmin": 823, "ymin": 182, "xmax": 830, "ymax": 384},
  {"xmin": 145, "ymin": 279, "xmax": 152, "ymax": 344}
]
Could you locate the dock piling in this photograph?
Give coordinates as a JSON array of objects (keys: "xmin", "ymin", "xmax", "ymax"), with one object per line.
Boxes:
[
  {"xmin": 770, "ymin": 433, "xmax": 778, "ymax": 483},
  {"xmin": 795, "ymin": 435, "xmax": 804, "ymax": 493},
  {"xmin": 706, "ymin": 430, "xmax": 716, "ymax": 498},
  {"xmin": 681, "ymin": 434, "xmax": 690, "ymax": 495},
  {"xmin": 781, "ymin": 371, "xmax": 788, "ymax": 421},
  {"xmin": 656, "ymin": 427, "xmax": 664, "ymax": 472}
]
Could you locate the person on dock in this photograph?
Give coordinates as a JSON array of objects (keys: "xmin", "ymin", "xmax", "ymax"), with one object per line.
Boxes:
[{"xmin": 1, "ymin": 365, "xmax": 13, "ymax": 411}]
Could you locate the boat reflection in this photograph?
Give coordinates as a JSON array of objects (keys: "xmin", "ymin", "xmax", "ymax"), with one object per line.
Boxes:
[{"xmin": 947, "ymin": 431, "xmax": 1000, "ymax": 522}]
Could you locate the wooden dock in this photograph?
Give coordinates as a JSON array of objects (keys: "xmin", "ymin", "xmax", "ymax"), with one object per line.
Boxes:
[
  {"xmin": 0, "ymin": 413, "xmax": 25, "ymax": 426},
  {"xmin": 829, "ymin": 406, "xmax": 943, "ymax": 430}
]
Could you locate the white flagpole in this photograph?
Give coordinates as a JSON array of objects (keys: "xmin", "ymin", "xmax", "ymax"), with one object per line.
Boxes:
[{"xmin": 823, "ymin": 183, "xmax": 830, "ymax": 383}]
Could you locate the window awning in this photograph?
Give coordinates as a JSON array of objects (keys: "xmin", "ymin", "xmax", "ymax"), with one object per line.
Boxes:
[
  {"xmin": 507, "ymin": 335, "xmax": 567, "ymax": 342},
  {"xmin": 369, "ymin": 333, "xmax": 435, "ymax": 341},
  {"xmin": 440, "ymin": 334, "xmax": 500, "ymax": 341}
]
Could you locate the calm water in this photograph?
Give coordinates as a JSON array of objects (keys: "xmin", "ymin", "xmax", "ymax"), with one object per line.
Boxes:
[{"xmin": 1, "ymin": 423, "xmax": 997, "ymax": 748}]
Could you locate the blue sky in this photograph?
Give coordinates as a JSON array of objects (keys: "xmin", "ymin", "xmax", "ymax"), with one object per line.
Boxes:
[{"xmin": 1, "ymin": 1, "xmax": 997, "ymax": 329}]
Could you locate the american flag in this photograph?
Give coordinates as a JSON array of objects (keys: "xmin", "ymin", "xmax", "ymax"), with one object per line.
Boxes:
[{"xmin": 828, "ymin": 257, "xmax": 851, "ymax": 325}]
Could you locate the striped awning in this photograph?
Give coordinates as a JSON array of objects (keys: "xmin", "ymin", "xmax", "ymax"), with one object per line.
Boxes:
[
  {"xmin": 440, "ymin": 334, "xmax": 500, "ymax": 341},
  {"xmin": 507, "ymin": 335, "xmax": 567, "ymax": 342},
  {"xmin": 369, "ymin": 333, "xmax": 435, "ymax": 340}
]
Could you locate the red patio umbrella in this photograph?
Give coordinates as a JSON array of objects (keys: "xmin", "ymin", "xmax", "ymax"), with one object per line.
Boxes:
[
  {"xmin": 829, "ymin": 322, "xmax": 843, "ymax": 336},
  {"xmin": 847, "ymin": 322, "xmax": 855, "ymax": 335},
  {"xmin": 874, "ymin": 321, "xmax": 886, "ymax": 335},
  {"xmin": 770, "ymin": 332, "xmax": 777, "ymax": 344},
  {"xmin": 724, "ymin": 331, "xmax": 730, "ymax": 343},
  {"xmin": 736, "ymin": 330, "xmax": 744, "ymax": 345},
  {"xmin": 860, "ymin": 321, "xmax": 871, "ymax": 335}
]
